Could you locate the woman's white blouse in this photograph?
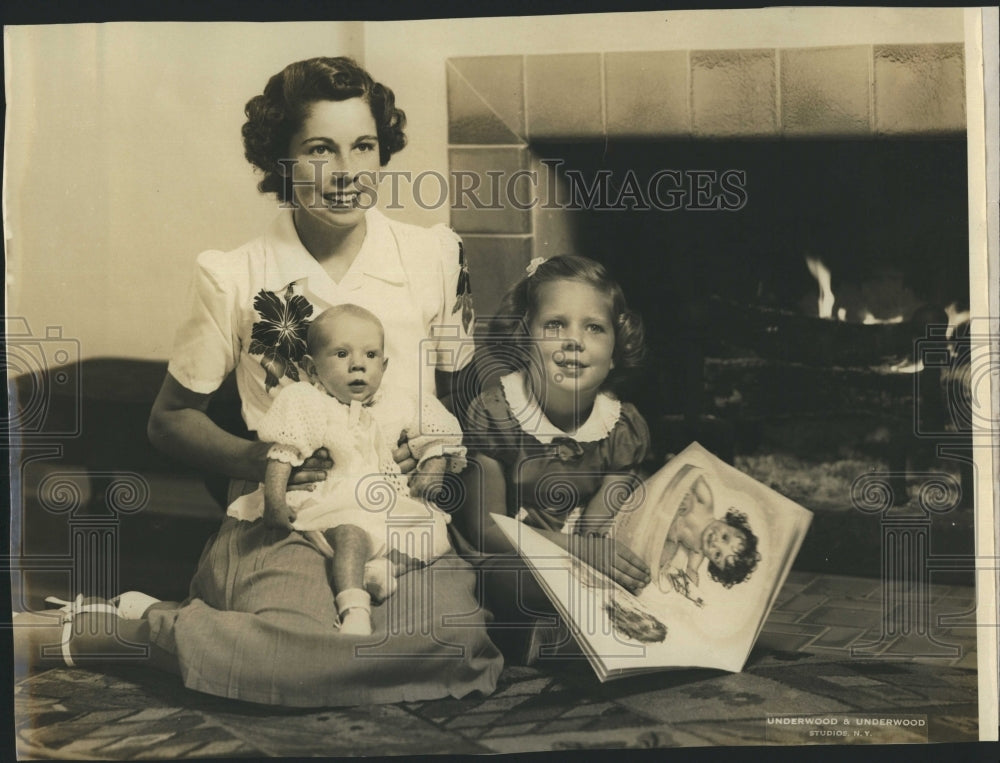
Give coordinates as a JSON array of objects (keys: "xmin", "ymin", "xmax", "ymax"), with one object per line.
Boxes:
[{"xmin": 167, "ymin": 208, "xmax": 474, "ymax": 432}]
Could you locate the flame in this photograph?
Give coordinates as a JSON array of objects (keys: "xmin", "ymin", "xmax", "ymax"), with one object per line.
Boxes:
[
  {"xmin": 805, "ymin": 256, "xmax": 835, "ymax": 319},
  {"xmin": 889, "ymin": 358, "xmax": 925, "ymax": 374},
  {"xmin": 804, "ymin": 256, "xmax": 906, "ymax": 324},
  {"xmin": 944, "ymin": 302, "xmax": 971, "ymax": 339},
  {"xmin": 861, "ymin": 311, "xmax": 904, "ymax": 325}
]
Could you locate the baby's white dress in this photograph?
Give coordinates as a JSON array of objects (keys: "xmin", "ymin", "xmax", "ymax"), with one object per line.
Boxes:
[{"xmin": 227, "ymin": 381, "xmax": 465, "ymax": 562}]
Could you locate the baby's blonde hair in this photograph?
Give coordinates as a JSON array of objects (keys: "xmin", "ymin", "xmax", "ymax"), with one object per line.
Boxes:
[{"xmin": 307, "ymin": 304, "xmax": 384, "ymax": 354}]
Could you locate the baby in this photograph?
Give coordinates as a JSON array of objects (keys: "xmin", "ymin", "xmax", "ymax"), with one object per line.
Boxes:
[
  {"xmin": 658, "ymin": 467, "xmax": 760, "ymax": 594},
  {"xmin": 227, "ymin": 304, "xmax": 465, "ymax": 635}
]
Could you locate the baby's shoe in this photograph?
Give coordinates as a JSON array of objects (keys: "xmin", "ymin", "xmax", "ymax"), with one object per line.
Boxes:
[
  {"xmin": 363, "ymin": 559, "xmax": 398, "ymax": 603},
  {"xmin": 335, "ymin": 588, "xmax": 373, "ymax": 636}
]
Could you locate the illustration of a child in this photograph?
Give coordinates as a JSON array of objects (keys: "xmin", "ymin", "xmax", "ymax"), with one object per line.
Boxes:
[
  {"xmin": 227, "ymin": 304, "xmax": 465, "ymax": 635},
  {"xmin": 658, "ymin": 466, "xmax": 760, "ymax": 596}
]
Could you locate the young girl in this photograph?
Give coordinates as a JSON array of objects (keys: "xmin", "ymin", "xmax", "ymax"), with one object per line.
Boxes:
[
  {"xmin": 457, "ymin": 255, "xmax": 652, "ymax": 658},
  {"xmin": 228, "ymin": 304, "xmax": 465, "ymax": 635}
]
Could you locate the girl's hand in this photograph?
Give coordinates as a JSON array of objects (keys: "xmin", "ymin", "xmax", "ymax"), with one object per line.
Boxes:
[
  {"xmin": 392, "ymin": 439, "xmax": 418, "ymax": 475},
  {"xmin": 263, "ymin": 500, "xmax": 295, "ymax": 533},
  {"xmin": 287, "ymin": 448, "xmax": 333, "ymax": 491},
  {"xmin": 570, "ymin": 535, "xmax": 651, "ymax": 594}
]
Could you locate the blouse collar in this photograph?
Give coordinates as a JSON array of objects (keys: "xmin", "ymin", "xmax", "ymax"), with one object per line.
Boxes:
[
  {"xmin": 263, "ymin": 207, "xmax": 407, "ymax": 293},
  {"xmin": 498, "ymin": 370, "xmax": 621, "ymax": 444}
]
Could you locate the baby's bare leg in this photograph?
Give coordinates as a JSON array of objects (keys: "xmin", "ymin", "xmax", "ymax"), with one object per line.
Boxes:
[{"xmin": 325, "ymin": 524, "xmax": 373, "ymax": 635}]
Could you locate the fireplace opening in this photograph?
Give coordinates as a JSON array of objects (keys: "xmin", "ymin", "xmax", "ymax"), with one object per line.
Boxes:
[{"xmin": 527, "ymin": 137, "xmax": 972, "ymax": 514}]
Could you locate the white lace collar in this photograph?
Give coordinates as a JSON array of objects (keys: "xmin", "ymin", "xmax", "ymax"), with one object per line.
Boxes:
[
  {"xmin": 498, "ymin": 371, "xmax": 621, "ymax": 444},
  {"xmin": 311, "ymin": 380, "xmax": 385, "ymax": 408}
]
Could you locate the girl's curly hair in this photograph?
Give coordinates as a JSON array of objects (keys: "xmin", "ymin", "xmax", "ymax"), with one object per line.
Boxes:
[
  {"xmin": 706, "ymin": 508, "xmax": 761, "ymax": 589},
  {"xmin": 242, "ymin": 57, "xmax": 406, "ymax": 202},
  {"xmin": 486, "ymin": 255, "xmax": 645, "ymax": 391}
]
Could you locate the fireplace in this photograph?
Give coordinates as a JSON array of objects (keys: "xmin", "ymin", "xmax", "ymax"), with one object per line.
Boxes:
[{"xmin": 447, "ymin": 45, "xmax": 972, "ymax": 511}]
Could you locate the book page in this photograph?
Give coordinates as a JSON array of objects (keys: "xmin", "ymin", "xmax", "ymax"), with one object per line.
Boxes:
[
  {"xmin": 494, "ymin": 442, "xmax": 813, "ymax": 676},
  {"xmin": 617, "ymin": 443, "xmax": 811, "ymax": 651}
]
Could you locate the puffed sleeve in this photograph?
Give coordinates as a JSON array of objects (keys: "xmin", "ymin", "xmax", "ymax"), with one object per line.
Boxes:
[
  {"xmin": 462, "ymin": 387, "xmax": 520, "ymax": 470},
  {"xmin": 166, "ymin": 250, "xmax": 240, "ymax": 394},
  {"xmin": 405, "ymin": 394, "xmax": 467, "ymax": 472},
  {"xmin": 256, "ymin": 383, "xmax": 326, "ymax": 466},
  {"xmin": 606, "ymin": 402, "xmax": 651, "ymax": 472},
  {"xmin": 427, "ymin": 225, "xmax": 475, "ymax": 374}
]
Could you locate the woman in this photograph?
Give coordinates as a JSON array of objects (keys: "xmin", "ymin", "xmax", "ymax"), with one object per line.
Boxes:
[{"xmin": 16, "ymin": 57, "xmax": 501, "ymax": 708}]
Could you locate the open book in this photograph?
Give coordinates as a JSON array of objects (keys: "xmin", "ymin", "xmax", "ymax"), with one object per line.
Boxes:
[{"xmin": 492, "ymin": 442, "xmax": 813, "ymax": 681}]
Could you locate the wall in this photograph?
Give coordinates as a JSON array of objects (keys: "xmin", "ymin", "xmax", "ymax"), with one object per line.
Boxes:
[
  {"xmin": 4, "ymin": 22, "xmax": 364, "ymax": 364},
  {"xmin": 444, "ymin": 44, "xmax": 967, "ymax": 314},
  {"xmin": 364, "ymin": 7, "xmax": 965, "ymax": 230},
  {"xmin": 4, "ymin": 9, "xmax": 966, "ymax": 365},
  {"xmin": 364, "ymin": 8, "xmax": 967, "ymax": 315}
]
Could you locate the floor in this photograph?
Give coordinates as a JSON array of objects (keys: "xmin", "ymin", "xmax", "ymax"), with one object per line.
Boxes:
[{"xmin": 11, "ymin": 571, "xmax": 983, "ymax": 758}]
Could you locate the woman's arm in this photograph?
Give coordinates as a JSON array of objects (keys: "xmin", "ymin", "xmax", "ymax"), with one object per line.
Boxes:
[
  {"xmin": 148, "ymin": 373, "xmax": 330, "ymax": 486},
  {"xmin": 148, "ymin": 373, "xmax": 270, "ymax": 482}
]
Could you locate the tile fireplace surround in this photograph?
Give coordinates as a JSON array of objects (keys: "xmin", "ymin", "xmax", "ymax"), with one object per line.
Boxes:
[{"xmin": 446, "ymin": 45, "xmax": 966, "ymax": 315}]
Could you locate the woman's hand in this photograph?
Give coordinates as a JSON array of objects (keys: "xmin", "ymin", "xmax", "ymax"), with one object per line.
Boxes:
[
  {"xmin": 569, "ymin": 535, "xmax": 651, "ymax": 594},
  {"xmin": 149, "ymin": 374, "xmax": 274, "ymax": 483},
  {"xmin": 287, "ymin": 448, "xmax": 333, "ymax": 491},
  {"xmin": 392, "ymin": 439, "xmax": 418, "ymax": 475}
]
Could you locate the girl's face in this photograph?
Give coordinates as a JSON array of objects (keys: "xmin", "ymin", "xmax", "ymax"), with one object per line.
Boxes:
[
  {"xmin": 527, "ymin": 279, "xmax": 615, "ymax": 399},
  {"xmin": 702, "ymin": 520, "xmax": 747, "ymax": 573},
  {"xmin": 286, "ymin": 98, "xmax": 381, "ymax": 233}
]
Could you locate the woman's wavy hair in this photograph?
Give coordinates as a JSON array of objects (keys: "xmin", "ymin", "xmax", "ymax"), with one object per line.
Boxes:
[
  {"xmin": 485, "ymin": 255, "xmax": 645, "ymax": 392},
  {"xmin": 242, "ymin": 57, "xmax": 407, "ymax": 202}
]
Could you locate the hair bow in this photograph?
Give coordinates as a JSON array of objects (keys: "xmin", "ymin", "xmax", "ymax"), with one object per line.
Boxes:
[{"xmin": 525, "ymin": 257, "xmax": 547, "ymax": 277}]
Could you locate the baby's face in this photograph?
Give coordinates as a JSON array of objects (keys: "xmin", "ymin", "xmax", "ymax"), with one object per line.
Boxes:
[
  {"xmin": 307, "ymin": 313, "xmax": 387, "ymax": 404},
  {"xmin": 701, "ymin": 520, "xmax": 747, "ymax": 572}
]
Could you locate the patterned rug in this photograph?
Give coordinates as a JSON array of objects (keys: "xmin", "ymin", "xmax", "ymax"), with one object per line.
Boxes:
[
  {"xmin": 13, "ymin": 649, "xmax": 980, "ymax": 758},
  {"xmin": 12, "ymin": 572, "xmax": 983, "ymax": 758}
]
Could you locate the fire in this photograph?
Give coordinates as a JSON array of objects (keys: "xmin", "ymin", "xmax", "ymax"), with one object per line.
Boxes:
[
  {"xmin": 805, "ymin": 256, "xmax": 835, "ymax": 319},
  {"xmin": 804, "ymin": 256, "xmax": 906, "ymax": 325},
  {"xmin": 861, "ymin": 311, "xmax": 904, "ymax": 325},
  {"xmin": 944, "ymin": 302, "xmax": 971, "ymax": 339}
]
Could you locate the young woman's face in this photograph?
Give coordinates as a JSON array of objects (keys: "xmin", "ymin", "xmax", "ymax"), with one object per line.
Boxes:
[
  {"xmin": 527, "ymin": 279, "xmax": 615, "ymax": 399},
  {"xmin": 702, "ymin": 520, "xmax": 747, "ymax": 573},
  {"xmin": 286, "ymin": 98, "xmax": 381, "ymax": 232}
]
